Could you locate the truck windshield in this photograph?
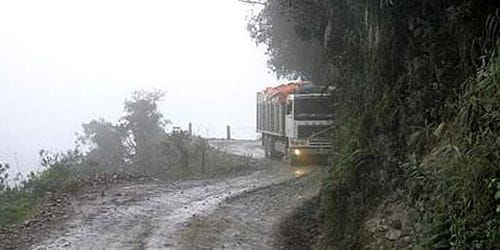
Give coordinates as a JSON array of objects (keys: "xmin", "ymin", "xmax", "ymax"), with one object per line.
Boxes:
[{"xmin": 294, "ymin": 97, "xmax": 333, "ymax": 120}]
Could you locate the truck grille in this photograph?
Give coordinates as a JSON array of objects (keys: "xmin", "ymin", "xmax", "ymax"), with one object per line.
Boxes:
[
  {"xmin": 307, "ymin": 139, "xmax": 333, "ymax": 149},
  {"xmin": 297, "ymin": 125, "xmax": 330, "ymax": 138}
]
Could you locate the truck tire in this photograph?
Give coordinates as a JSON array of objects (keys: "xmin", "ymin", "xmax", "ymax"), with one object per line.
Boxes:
[
  {"xmin": 264, "ymin": 136, "xmax": 279, "ymax": 159},
  {"xmin": 264, "ymin": 136, "xmax": 271, "ymax": 158},
  {"xmin": 268, "ymin": 137, "xmax": 279, "ymax": 159}
]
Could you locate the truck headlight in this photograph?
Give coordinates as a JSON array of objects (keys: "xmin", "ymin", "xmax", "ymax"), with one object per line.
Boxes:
[{"xmin": 293, "ymin": 149, "xmax": 301, "ymax": 156}]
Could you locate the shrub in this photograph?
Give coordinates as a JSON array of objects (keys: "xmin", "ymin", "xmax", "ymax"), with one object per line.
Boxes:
[{"xmin": 406, "ymin": 48, "xmax": 500, "ymax": 249}]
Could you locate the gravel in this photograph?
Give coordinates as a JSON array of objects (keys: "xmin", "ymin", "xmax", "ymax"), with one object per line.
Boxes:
[{"xmin": 1, "ymin": 140, "xmax": 323, "ymax": 250}]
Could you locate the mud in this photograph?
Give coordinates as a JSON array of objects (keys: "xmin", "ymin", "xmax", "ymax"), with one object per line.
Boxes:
[
  {"xmin": 29, "ymin": 140, "xmax": 321, "ymax": 249},
  {"xmin": 178, "ymin": 167, "xmax": 321, "ymax": 249}
]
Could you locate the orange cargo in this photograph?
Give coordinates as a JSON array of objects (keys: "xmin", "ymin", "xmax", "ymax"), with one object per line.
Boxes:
[{"xmin": 262, "ymin": 82, "xmax": 305, "ymax": 103}]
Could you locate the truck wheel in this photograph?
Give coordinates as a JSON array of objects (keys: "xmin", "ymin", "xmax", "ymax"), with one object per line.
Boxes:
[
  {"xmin": 264, "ymin": 137, "xmax": 271, "ymax": 158},
  {"xmin": 269, "ymin": 146, "xmax": 276, "ymax": 159},
  {"xmin": 268, "ymin": 138, "xmax": 279, "ymax": 159}
]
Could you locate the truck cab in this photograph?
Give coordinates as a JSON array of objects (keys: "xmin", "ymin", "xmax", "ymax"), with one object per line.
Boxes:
[
  {"xmin": 257, "ymin": 82, "xmax": 334, "ymax": 165},
  {"xmin": 285, "ymin": 88, "xmax": 334, "ymax": 164}
]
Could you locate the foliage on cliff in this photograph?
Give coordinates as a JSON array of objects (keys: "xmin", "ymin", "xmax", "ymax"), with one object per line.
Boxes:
[{"xmin": 247, "ymin": 0, "xmax": 500, "ymax": 248}]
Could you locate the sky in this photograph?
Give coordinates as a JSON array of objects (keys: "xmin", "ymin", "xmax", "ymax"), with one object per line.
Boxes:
[{"xmin": 0, "ymin": 0, "xmax": 279, "ymax": 175}]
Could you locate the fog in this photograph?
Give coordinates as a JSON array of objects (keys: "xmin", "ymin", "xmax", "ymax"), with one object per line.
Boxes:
[{"xmin": 0, "ymin": 0, "xmax": 277, "ymax": 175}]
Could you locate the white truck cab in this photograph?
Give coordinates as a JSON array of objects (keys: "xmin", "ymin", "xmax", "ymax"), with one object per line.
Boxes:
[{"xmin": 257, "ymin": 82, "xmax": 334, "ymax": 165}]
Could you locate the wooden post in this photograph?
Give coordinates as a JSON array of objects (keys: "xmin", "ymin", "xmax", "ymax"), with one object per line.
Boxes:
[
  {"xmin": 188, "ymin": 122, "xmax": 192, "ymax": 136},
  {"xmin": 226, "ymin": 125, "xmax": 231, "ymax": 140},
  {"xmin": 201, "ymin": 147, "xmax": 206, "ymax": 174}
]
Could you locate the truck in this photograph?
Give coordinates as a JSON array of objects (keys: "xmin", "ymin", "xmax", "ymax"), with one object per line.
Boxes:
[{"xmin": 256, "ymin": 81, "xmax": 334, "ymax": 165}]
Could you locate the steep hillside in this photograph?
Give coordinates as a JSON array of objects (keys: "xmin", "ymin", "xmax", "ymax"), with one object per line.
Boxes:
[{"xmin": 246, "ymin": 1, "xmax": 500, "ymax": 248}]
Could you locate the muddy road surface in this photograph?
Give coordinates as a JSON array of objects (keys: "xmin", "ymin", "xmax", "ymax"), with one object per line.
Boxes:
[{"xmin": 31, "ymin": 140, "xmax": 321, "ymax": 250}]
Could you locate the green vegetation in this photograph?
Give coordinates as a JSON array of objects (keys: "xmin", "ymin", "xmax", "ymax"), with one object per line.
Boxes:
[
  {"xmin": 406, "ymin": 51, "xmax": 500, "ymax": 249},
  {"xmin": 0, "ymin": 153, "xmax": 80, "ymax": 225},
  {"xmin": 246, "ymin": 0, "xmax": 500, "ymax": 248},
  {"xmin": 0, "ymin": 90, "xmax": 252, "ymax": 226},
  {"xmin": 78, "ymin": 89, "xmax": 251, "ymax": 180}
]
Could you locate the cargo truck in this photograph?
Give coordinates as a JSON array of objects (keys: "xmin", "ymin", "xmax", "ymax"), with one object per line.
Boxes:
[{"xmin": 256, "ymin": 81, "xmax": 334, "ymax": 165}]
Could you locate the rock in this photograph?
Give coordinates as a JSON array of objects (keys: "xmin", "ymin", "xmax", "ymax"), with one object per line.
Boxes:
[
  {"xmin": 390, "ymin": 218, "xmax": 402, "ymax": 230},
  {"xmin": 377, "ymin": 224, "xmax": 390, "ymax": 232},
  {"xmin": 401, "ymin": 236, "xmax": 412, "ymax": 246},
  {"xmin": 414, "ymin": 222, "xmax": 423, "ymax": 233},
  {"xmin": 365, "ymin": 219, "xmax": 380, "ymax": 234},
  {"xmin": 385, "ymin": 229, "xmax": 402, "ymax": 241}
]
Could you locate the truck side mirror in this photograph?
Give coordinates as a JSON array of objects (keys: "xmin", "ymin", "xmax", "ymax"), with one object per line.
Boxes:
[{"xmin": 286, "ymin": 102, "xmax": 292, "ymax": 115}]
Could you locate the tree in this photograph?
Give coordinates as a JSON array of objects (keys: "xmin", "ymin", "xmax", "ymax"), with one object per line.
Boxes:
[
  {"xmin": 79, "ymin": 119, "xmax": 125, "ymax": 170},
  {"xmin": 120, "ymin": 89, "xmax": 170, "ymax": 168},
  {"xmin": 247, "ymin": 0, "xmax": 329, "ymax": 83}
]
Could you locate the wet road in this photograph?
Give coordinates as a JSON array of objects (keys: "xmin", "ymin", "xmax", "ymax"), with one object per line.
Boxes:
[{"xmin": 31, "ymin": 140, "xmax": 320, "ymax": 250}]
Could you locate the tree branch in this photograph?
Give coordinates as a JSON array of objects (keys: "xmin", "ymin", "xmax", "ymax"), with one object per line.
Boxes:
[{"xmin": 237, "ymin": 0, "xmax": 266, "ymax": 5}]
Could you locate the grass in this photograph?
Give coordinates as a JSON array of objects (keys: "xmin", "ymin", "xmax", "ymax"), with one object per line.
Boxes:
[
  {"xmin": 0, "ymin": 191, "xmax": 37, "ymax": 225},
  {"xmin": 405, "ymin": 49, "xmax": 500, "ymax": 249},
  {"xmin": 0, "ymin": 160, "xmax": 81, "ymax": 226},
  {"xmin": 0, "ymin": 137, "xmax": 257, "ymax": 227}
]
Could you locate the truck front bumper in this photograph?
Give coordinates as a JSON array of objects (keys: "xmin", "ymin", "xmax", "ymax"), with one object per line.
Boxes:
[
  {"xmin": 289, "ymin": 147, "xmax": 333, "ymax": 156},
  {"xmin": 289, "ymin": 139, "xmax": 333, "ymax": 156}
]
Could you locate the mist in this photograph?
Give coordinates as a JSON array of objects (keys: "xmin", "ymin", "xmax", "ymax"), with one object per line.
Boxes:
[{"xmin": 0, "ymin": 0, "xmax": 277, "ymax": 175}]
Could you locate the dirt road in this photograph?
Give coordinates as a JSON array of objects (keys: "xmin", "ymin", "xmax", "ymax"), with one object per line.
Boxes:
[{"xmin": 31, "ymin": 140, "xmax": 321, "ymax": 250}]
